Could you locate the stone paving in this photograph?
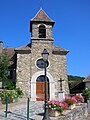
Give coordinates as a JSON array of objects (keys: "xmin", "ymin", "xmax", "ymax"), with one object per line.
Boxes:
[
  {"xmin": 0, "ymin": 98, "xmax": 58, "ymax": 120},
  {"xmin": 0, "ymin": 98, "xmax": 90, "ymax": 120},
  {"xmin": 0, "ymin": 101, "xmax": 44, "ymax": 120}
]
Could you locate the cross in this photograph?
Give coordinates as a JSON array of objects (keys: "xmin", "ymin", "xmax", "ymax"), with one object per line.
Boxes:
[
  {"xmin": 58, "ymin": 78, "xmax": 64, "ymax": 91},
  {"xmin": 40, "ymin": 0, "xmax": 42, "ymax": 8}
]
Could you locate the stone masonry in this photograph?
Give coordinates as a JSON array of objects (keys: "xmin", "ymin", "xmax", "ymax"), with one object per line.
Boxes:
[{"xmin": 16, "ymin": 8, "xmax": 69, "ymax": 100}]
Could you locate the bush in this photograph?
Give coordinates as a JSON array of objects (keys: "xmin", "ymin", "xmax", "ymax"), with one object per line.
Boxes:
[
  {"xmin": 3, "ymin": 80, "xmax": 16, "ymax": 90},
  {"xmin": 82, "ymin": 88, "xmax": 90, "ymax": 100},
  {"xmin": 15, "ymin": 88, "xmax": 23, "ymax": 97},
  {"xmin": 0, "ymin": 90, "xmax": 15, "ymax": 104},
  {"xmin": 0, "ymin": 88, "xmax": 23, "ymax": 104}
]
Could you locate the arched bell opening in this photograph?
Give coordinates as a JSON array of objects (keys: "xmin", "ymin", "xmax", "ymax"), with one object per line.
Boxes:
[{"xmin": 39, "ymin": 25, "xmax": 46, "ymax": 38}]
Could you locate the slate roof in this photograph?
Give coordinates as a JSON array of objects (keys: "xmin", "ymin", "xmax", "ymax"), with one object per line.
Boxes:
[
  {"xmin": 83, "ymin": 74, "xmax": 90, "ymax": 82},
  {"xmin": 52, "ymin": 45, "xmax": 69, "ymax": 55},
  {"xmin": 31, "ymin": 8, "xmax": 54, "ymax": 23},
  {"xmin": 1, "ymin": 43, "xmax": 68, "ymax": 69},
  {"xmin": 3, "ymin": 48, "xmax": 15, "ymax": 57},
  {"xmin": 2, "ymin": 42, "xmax": 68, "ymax": 57},
  {"xmin": 15, "ymin": 43, "xmax": 68, "ymax": 55},
  {"xmin": 15, "ymin": 43, "xmax": 31, "ymax": 51},
  {"xmin": 70, "ymin": 82, "xmax": 85, "ymax": 94},
  {"xmin": 30, "ymin": 8, "xmax": 55, "ymax": 32}
]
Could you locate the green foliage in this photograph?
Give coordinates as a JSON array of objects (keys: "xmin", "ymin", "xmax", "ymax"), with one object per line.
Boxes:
[
  {"xmin": 0, "ymin": 88, "xmax": 23, "ymax": 104},
  {"xmin": 15, "ymin": 88, "xmax": 23, "ymax": 97},
  {"xmin": 0, "ymin": 54, "xmax": 10, "ymax": 81},
  {"xmin": 0, "ymin": 54, "xmax": 16, "ymax": 89},
  {"xmin": 3, "ymin": 80, "xmax": 16, "ymax": 90},
  {"xmin": 0, "ymin": 90, "xmax": 15, "ymax": 104},
  {"xmin": 82, "ymin": 88, "xmax": 90, "ymax": 100},
  {"xmin": 68, "ymin": 75, "xmax": 85, "ymax": 89}
]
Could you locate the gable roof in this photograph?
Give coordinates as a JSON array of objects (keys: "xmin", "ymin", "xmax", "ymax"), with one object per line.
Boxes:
[
  {"xmin": 15, "ymin": 43, "xmax": 31, "ymax": 53},
  {"xmin": 70, "ymin": 82, "xmax": 85, "ymax": 94},
  {"xmin": 15, "ymin": 43, "xmax": 68, "ymax": 55},
  {"xmin": 31, "ymin": 8, "xmax": 54, "ymax": 23},
  {"xmin": 52, "ymin": 45, "xmax": 69, "ymax": 55},
  {"xmin": 30, "ymin": 8, "xmax": 54, "ymax": 32},
  {"xmin": 83, "ymin": 74, "xmax": 90, "ymax": 82}
]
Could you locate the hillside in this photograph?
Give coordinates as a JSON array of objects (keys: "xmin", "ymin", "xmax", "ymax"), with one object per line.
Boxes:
[{"xmin": 68, "ymin": 75, "xmax": 85, "ymax": 89}]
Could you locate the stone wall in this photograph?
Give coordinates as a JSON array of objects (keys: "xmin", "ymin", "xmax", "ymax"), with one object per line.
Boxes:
[
  {"xmin": 31, "ymin": 41, "xmax": 53, "ymax": 75},
  {"xmin": 51, "ymin": 103, "xmax": 88, "ymax": 120},
  {"xmin": 50, "ymin": 54, "xmax": 69, "ymax": 95},
  {"xmin": 16, "ymin": 53, "xmax": 31, "ymax": 96},
  {"xmin": 16, "ymin": 19, "xmax": 69, "ymax": 99},
  {"xmin": 16, "ymin": 41, "xmax": 69, "ymax": 98},
  {"xmin": 31, "ymin": 23, "xmax": 53, "ymax": 39}
]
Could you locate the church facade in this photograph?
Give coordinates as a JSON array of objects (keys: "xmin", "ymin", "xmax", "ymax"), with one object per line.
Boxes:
[{"xmin": 0, "ymin": 8, "xmax": 69, "ymax": 101}]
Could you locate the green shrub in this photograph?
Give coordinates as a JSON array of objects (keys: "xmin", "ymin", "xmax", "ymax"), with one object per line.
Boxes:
[
  {"xmin": 0, "ymin": 90, "xmax": 14, "ymax": 104},
  {"xmin": 15, "ymin": 88, "xmax": 23, "ymax": 97},
  {"xmin": 0, "ymin": 88, "xmax": 23, "ymax": 104},
  {"xmin": 3, "ymin": 80, "xmax": 16, "ymax": 90},
  {"xmin": 82, "ymin": 88, "xmax": 90, "ymax": 100}
]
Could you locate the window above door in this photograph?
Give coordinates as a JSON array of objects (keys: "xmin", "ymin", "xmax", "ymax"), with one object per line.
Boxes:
[{"xmin": 36, "ymin": 58, "xmax": 49, "ymax": 69}]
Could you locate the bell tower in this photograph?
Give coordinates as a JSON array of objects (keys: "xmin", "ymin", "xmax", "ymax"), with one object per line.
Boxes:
[{"xmin": 30, "ymin": 8, "xmax": 55, "ymax": 42}]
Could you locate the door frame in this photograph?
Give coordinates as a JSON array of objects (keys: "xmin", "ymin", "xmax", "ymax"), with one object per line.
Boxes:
[{"xmin": 31, "ymin": 71, "xmax": 55, "ymax": 101}]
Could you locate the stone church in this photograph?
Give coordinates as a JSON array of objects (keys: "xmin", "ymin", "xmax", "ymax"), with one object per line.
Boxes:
[{"xmin": 0, "ymin": 8, "xmax": 69, "ymax": 101}]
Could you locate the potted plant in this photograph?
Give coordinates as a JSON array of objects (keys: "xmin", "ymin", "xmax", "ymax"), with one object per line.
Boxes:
[
  {"xmin": 75, "ymin": 95, "xmax": 84, "ymax": 104},
  {"xmin": 64, "ymin": 96, "xmax": 77, "ymax": 109},
  {"xmin": 48, "ymin": 100, "xmax": 67, "ymax": 117}
]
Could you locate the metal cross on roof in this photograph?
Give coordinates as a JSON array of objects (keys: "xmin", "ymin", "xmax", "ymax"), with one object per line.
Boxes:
[{"xmin": 40, "ymin": 0, "xmax": 43, "ymax": 8}]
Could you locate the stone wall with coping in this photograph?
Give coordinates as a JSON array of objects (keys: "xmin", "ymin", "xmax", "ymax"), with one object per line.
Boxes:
[{"xmin": 51, "ymin": 103, "xmax": 88, "ymax": 120}]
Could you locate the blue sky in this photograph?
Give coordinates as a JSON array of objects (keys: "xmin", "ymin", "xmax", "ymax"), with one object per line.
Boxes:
[{"xmin": 0, "ymin": 0, "xmax": 90, "ymax": 77}]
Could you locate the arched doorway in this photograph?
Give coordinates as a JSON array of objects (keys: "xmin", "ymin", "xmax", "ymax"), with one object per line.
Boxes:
[
  {"xmin": 31, "ymin": 71, "xmax": 55, "ymax": 101},
  {"xmin": 36, "ymin": 75, "xmax": 49, "ymax": 101}
]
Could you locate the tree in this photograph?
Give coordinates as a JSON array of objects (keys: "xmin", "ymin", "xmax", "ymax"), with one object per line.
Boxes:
[{"xmin": 0, "ymin": 54, "xmax": 10, "ymax": 82}]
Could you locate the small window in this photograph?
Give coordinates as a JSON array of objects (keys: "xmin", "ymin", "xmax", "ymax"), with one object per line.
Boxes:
[
  {"xmin": 36, "ymin": 58, "xmax": 49, "ymax": 69},
  {"xmin": 39, "ymin": 25, "xmax": 46, "ymax": 38}
]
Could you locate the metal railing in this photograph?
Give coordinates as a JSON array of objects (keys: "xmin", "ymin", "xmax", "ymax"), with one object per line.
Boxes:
[{"xmin": 4, "ymin": 96, "xmax": 30, "ymax": 120}]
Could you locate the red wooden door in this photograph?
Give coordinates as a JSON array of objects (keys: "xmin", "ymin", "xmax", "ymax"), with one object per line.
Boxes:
[{"xmin": 36, "ymin": 81, "xmax": 49, "ymax": 101}]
